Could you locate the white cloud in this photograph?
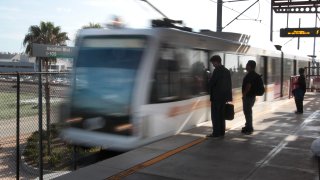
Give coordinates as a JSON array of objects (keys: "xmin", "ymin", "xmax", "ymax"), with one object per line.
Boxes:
[
  {"xmin": 0, "ymin": 6, "xmax": 20, "ymax": 12},
  {"xmin": 56, "ymin": 7, "xmax": 72, "ymax": 13}
]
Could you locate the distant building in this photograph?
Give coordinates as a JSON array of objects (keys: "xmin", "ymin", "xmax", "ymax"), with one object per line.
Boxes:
[
  {"xmin": 0, "ymin": 53, "xmax": 73, "ymax": 73},
  {"xmin": 48, "ymin": 58, "xmax": 73, "ymax": 72},
  {"xmin": 11, "ymin": 54, "xmax": 30, "ymax": 62},
  {"xmin": 0, "ymin": 53, "xmax": 34, "ymax": 72}
]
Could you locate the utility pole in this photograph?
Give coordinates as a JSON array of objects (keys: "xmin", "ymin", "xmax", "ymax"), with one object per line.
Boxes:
[{"xmin": 217, "ymin": 0, "xmax": 223, "ymax": 32}]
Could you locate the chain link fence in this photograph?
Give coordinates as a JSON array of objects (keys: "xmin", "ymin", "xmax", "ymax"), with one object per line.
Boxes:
[{"xmin": 0, "ymin": 72, "xmax": 74, "ymax": 179}]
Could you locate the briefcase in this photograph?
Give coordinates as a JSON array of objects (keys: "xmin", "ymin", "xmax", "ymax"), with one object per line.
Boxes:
[{"xmin": 224, "ymin": 103, "xmax": 234, "ymax": 120}]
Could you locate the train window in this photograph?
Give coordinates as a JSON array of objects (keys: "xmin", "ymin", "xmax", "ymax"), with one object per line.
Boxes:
[
  {"xmin": 224, "ymin": 54, "xmax": 240, "ymax": 88},
  {"xmin": 224, "ymin": 54, "xmax": 238, "ymax": 70},
  {"xmin": 266, "ymin": 57, "xmax": 281, "ymax": 98},
  {"xmin": 297, "ymin": 60, "xmax": 309, "ymax": 75},
  {"xmin": 283, "ymin": 58, "xmax": 294, "ymax": 96},
  {"xmin": 150, "ymin": 46, "xmax": 209, "ymax": 103},
  {"xmin": 82, "ymin": 38, "xmax": 146, "ymax": 48},
  {"xmin": 151, "ymin": 47, "xmax": 182, "ymax": 102},
  {"xmin": 72, "ymin": 36, "xmax": 146, "ymax": 116},
  {"xmin": 189, "ymin": 50, "xmax": 209, "ymax": 95},
  {"xmin": 221, "ymin": 54, "xmax": 259, "ymax": 89},
  {"xmin": 267, "ymin": 57, "xmax": 281, "ymax": 84}
]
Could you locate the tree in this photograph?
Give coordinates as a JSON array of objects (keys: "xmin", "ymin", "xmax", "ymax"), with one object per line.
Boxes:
[
  {"xmin": 23, "ymin": 21, "xmax": 69, "ymax": 55},
  {"xmin": 82, "ymin": 22, "xmax": 102, "ymax": 29},
  {"xmin": 23, "ymin": 21, "xmax": 69, "ymax": 72},
  {"xmin": 23, "ymin": 21, "xmax": 69, "ymax": 155}
]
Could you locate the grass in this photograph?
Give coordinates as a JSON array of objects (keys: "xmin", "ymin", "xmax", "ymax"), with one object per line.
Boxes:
[{"xmin": 0, "ymin": 92, "xmax": 60, "ymax": 120}]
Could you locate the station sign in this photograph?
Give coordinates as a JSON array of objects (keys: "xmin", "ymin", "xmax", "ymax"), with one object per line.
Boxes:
[
  {"xmin": 32, "ymin": 43, "xmax": 75, "ymax": 58},
  {"xmin": 280, "ymin": 28, "xmax": 320, "ymax": 37}
]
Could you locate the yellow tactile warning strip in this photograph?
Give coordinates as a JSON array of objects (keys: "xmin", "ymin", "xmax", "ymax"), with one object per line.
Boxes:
[{"xmin": 106, "ymin": 137, "xmax": 206, "ymax": 180}]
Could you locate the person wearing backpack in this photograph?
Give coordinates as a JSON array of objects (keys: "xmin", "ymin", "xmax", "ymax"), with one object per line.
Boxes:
[{"xmin": 241, "ymin": 60, "xmax": 263, "ymax": 135}]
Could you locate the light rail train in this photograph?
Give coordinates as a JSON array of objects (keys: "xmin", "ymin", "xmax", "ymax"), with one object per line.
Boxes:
[{"xmin": 60, "ymin": 27, "xmax": 310, "ymax": 151}]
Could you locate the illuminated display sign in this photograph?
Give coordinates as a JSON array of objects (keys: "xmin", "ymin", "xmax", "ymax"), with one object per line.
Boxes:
[{"xmin": 280, "ymin": 28, "xmax": 320, "ymax": 37}]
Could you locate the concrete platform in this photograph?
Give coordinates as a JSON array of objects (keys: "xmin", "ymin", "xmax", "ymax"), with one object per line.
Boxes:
[{"xmin": 55, "ymin": 93, "xmax": 320, "ymax": 180}]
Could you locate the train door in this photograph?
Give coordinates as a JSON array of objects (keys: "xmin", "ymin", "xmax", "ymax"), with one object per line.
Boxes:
[
  {"xmin": 283, "ymin": 58, "xmax": 294, "ymax": 97},
  {"xmin": 265, "ymin": 55, "xmax": 282, "ymax": 100},
  {"xmin": 146, "ymin": 44, "xmax": 210, "ymax": 137},
  {"xmin": 258, "ymin": 56, "xmax": 267, "ymax": 102}
]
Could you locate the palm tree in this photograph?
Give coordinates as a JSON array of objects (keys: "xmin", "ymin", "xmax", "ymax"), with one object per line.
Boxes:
[
  {"xmin": 82, "ymin": 22, "xmax": 102, "ymax": 29},
  {"xmin": 23, "ymin": 21, "xmax": 69, "ymax": 155},
  {"xmin": 23, "ymin": 21, "xmax": 69, "ymax": 55}
]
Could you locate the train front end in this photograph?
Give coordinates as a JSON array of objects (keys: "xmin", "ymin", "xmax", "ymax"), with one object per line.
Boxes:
[{"xmin": 60, "ymin": 30, "xmax": 148, "ymax": 151}]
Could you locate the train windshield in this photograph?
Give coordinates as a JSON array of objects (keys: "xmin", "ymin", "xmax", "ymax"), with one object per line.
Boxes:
[{"xmin": 70, "ymin": 36, "xmax": 146, "ymax": 135}]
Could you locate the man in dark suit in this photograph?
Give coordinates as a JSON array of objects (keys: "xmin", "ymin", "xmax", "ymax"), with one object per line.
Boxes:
[{"xmin": 207, "ymin": 55, "xmax": 232, "ymax": 138}]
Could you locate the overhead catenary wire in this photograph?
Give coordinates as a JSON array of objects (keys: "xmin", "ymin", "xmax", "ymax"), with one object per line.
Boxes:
[
  {"xmin": 210, "ymin": 0, "xmax": 274, "ymax": 30},
  {"xmin": 223, "ymin": 0, "xmax": 260, "ymax": 29},
  {"xmin": 208, "ymin": 0, "xmax": 254, "ymax": 19},
  {"xmin": 139, "ymin": 0, "xmax": 168, "ymax": 18},
  {"xmin": 238, "ymin": 0, "xmax": 261, "ymax": 21},
  {"xmin": 135, "ymin": 0, "xmax": 269, "ymax": 31},
  {"xmin": 133, "ymin": 0, "xmax": 160, "ymax": 17}
]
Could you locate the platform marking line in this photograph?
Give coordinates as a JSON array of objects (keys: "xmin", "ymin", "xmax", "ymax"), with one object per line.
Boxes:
[{"xmin": 106, "ymin": 137, "xmax": 206, "ymax": 180}]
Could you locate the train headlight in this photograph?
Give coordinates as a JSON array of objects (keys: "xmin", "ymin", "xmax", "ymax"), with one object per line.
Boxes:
[
  {"xmin": 65, "ymin": 117, "xmax": 83, "ymax": 123},
  {"xmin": 114, "ymin": 124, "xmax": 133, "ymax": 132}
]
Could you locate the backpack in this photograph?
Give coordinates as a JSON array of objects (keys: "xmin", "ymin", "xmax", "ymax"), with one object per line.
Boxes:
[{"xmin": 255, "ymin": 74, "xmax": 265, "ymax": 96}]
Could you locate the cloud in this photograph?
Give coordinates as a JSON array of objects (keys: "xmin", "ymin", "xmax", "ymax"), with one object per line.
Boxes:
[
  {"xmin": 0, "ymin": 6, "xmax": 20, "ymax": 12},
  {"xmin": 56, "ymin": 7, "xmax": 72, "ymax": 13}
]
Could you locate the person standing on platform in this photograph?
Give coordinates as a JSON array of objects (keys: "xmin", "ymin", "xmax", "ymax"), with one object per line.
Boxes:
[
  {"xmin": 293, "ymin": 68, "xmax": 306, "ymax": 114},
  {"xmin": 241, "ymin": 60, "xmax": 260, "ymax": 135},
  {"xmin": 207, "ymin": 55, "xmax": 232, "ymax": 138}
]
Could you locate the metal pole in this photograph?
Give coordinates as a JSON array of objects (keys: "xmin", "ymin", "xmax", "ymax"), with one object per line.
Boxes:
[
  {"xmin": 44, "ymin": 61, "xmax": 51, "ymax": 156},
  {"xmin": 270, "ymin": 2, "xmax": 273, "ymax": 41},
  {"xmin": 38, "ymin": 58, "xmax": 43, "ymax": 180},
  {"xmin": 313, "ymin": 13, "xmax": 317, "ymax": 70},
  {"xmin": 217, "ymin": 0, "xmax": 223, "ymax": 32},
  {"xmin": 298, "ymin": 18, "xmax": 301, "ymax": 50},
  {"xmin": 286, "ymin": 13, "xmax": 289, "ymax": 28},
  {"xmin": 280, "ymin": 52, "xmax": 284, "ymax": 97},
  {"xmin": 16, "ymin": 72, "xmax": 20, "ymax": 180}
]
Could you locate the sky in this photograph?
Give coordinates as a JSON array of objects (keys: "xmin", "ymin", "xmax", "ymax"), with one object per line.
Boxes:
[{"xmin": 0, "ymin": 0, "xmax": 319, "ymax": 57}]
